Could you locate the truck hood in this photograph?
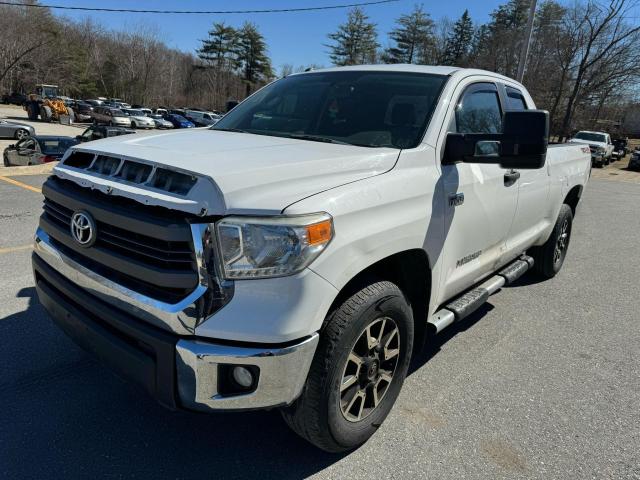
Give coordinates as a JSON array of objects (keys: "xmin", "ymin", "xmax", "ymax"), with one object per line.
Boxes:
[{"xmin": 58, "ymin": 129, "xmax": 399, "ymax": 215}]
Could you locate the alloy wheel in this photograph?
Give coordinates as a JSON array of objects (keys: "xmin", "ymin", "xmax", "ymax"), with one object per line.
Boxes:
[
  {"xmin": 339, "ymin": 316, "xmax": 400, "ymax": 422},
  {"xmin": 554, "ymin": 218, "xmax": 570, "ymax": 265}
]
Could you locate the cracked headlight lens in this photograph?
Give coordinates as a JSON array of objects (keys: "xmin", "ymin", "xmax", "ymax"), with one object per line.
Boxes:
[{"xmin": 215, "ymin": 213, "xmax": 333, "ymax": 279}]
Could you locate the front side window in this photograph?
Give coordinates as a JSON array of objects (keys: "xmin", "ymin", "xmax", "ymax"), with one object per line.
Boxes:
[
  {"xmin": 213, "ymin": 71, "xmax": 448, "ymax": 149},
  {"xmin": 455, "ymin": 83, "xmax": 502, "ymax": 134}
]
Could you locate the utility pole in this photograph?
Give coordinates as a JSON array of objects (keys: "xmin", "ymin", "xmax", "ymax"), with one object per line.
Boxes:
[{"xmin": 516, "ymin": 0, "xmax": 538, "ymax": 83}]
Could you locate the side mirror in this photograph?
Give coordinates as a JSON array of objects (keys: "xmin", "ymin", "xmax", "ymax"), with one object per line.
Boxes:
[{"xmin": 444, "ymin": 110, "xmax": 549, "ymax": 169}]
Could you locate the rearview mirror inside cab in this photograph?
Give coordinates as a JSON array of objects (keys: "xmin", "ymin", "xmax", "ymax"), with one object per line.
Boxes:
[{"xmin": 444, "ymin": 110, "xmax": 549, "ymax": 169}]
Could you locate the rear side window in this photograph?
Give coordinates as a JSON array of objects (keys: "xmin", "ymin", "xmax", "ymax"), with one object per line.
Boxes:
[
  {"xmin": 455, "ymin": 83, "xmax": 502, "ymax": 134},
  {"xmin": 505, "ymin": 86, "xmax": 528, "ymax": 110}
]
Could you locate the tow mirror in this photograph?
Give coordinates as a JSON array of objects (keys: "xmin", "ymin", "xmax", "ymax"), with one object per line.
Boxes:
[{"xmin": 444, "ymin": 110, "xmax": 549, "ymax": 169}]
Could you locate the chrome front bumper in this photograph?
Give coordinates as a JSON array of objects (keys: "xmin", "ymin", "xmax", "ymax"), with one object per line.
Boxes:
[
  {"xmin": 176, "ymin": 335, "xmax": 318, "ymax": 411},
  {"xmin": 34, "ymin": 226, "xmax": 209, "ymax": 336},
  {"xmin": 33, "ymin": 227, "xmax": 319, "ymax": 411}
]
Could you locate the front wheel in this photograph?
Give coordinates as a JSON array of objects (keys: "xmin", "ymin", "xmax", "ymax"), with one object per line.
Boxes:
[
  {"xmin": 3, "ymin": 153, "xmax": 10, "ymax": 167},
  {"xmin": 281, "ymin": 280, "xmax": 414, "ymax": 452},
  {"xmin": 529, "ymin": 204, "xmax": 573, "ymax": 279}
]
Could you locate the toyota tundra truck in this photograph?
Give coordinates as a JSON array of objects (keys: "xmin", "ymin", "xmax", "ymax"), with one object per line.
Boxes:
[{"xmin": 33, "ymin": 66, "xmax": 590, "ymax": 452}]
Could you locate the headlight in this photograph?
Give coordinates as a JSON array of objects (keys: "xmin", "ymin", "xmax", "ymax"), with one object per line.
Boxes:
[
  {"xmin": 597, "ymin": 146, "xmax": 606, "ymax": 153},
  {"xmin": 215, "ymin": 213, "xmax": 333, "ymax": 279}
]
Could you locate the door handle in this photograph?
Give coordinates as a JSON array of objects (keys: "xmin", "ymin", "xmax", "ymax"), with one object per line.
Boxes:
[{"xmin": 504, "ymin": 170, "xmax": 520, "ymax": 186}]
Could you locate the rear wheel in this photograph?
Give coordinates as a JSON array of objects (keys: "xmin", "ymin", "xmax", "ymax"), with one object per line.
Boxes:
[
  {"xmin": 529, "ymin": 204, "xmax": 573, "ymax": 279},
  {"xmin": 131, "ymin": 121, "xmax": 137, "ymax": 129},
  {"xmin": 14, "ymin": 128, "xmax": 29, "ymax": 140},
  {"xmin": 281, "ymin": 280, "xmax": 413, "ymax": 452},
  {"xmin": 3, "ymin": 153, "xmax": 10, "ymax": 167}
]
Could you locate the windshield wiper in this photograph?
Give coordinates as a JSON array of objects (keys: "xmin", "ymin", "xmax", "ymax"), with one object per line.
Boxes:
[
  {"xmin": 282, "ymin": 133, "xmax": 351, "ymax": 145},
  {"xmin": 212, "ymin": 127, "xmax": 247, "ymax": 133}
]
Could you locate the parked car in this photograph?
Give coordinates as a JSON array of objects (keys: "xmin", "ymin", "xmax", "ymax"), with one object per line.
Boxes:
[
  {"xmin": 91, "ymin": 106, "xmax": 132, "ymax": 127},
  {"xmin": 611, "ymin": 137, "xmax": 628, "ymax": 159},
  {"xmin": 140, "ymin": 108, "xmax": 152, "ymax": 116},
  {"xmin": 148, "ymin": 114, "xmax": 173, "ymax": 129},
  {"xmin": 628, "ymin": 148, "xmax": 640, "ymax": 171},
  {"xmin": 164, "ymin": 113, "xmax": 195, "ymax": 128},
  {"xmin": 34, "ymin": 66, "xmax": 591, "ymax": 452},
  {"xmin": 0, "ymin": 119, "xmax": 35, "ymax": 140},
  {"xmin": 122, "ymin": 108, "xmax": 155, "ymax": 129},
  {"xmin": 185, "ymin": 110, "xmax": 221, "ymax": 126},
  {"xmin": 568, "ymin": 131, "xmax": 614, "ymax": 164},
  {"xmin": 84, "ymin": 99, "xmax": 103, "ymax": 107},
  {"xmin": 3, "ymin": 135, "xmax": 78, "ymax": 166},
  {"xmin": 71, "ymin": 102, "xmax": 94, "ymax": 122},
  {"xmin": 154, "ymin": 108, "xmax": 168, "ymax": 116},
  {"xmin": 1, "ymin": 92, "xmax": 27, "ymax": 105},
  {"xmin": 76, "ymin": 125, "xmax": 136, "ymax": 143}
]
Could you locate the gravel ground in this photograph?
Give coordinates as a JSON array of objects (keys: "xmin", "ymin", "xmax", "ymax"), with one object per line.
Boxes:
[{"xmin": 0, "ymin": 174, "xmax": 638, "ymax": 479}]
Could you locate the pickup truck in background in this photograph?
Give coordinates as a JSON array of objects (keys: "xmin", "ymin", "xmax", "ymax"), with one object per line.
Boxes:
[
  {"xmin": 33, "ymin": 66, "xmax": 590, "ymax": 452},
  {"xmin": 568, "ymin": 130, "xmax": 614, "ymax": 167}
]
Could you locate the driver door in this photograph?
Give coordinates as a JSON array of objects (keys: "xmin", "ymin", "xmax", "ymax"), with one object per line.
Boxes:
[{"xmin": 438, "ymin": 82, "xmax": 519, "ymax": 301}]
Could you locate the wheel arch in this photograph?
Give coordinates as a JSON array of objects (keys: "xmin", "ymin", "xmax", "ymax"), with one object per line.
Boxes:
[
  {"xmin": 564, "ymin": 185, "xmax": 583, "ymax": 215},
  {"xmin": 324, "ymin": 249, "xmax": 432, "ymax": 355}
]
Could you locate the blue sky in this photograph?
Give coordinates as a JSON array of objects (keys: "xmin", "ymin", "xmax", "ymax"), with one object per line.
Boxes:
[{"xmin": 51, "ymin": 0, "xmax": 508, "ymax": 70}]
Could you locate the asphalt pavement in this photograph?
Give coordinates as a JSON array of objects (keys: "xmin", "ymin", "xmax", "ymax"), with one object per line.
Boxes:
[{"xmin": 0, "ymin": 173, "xmax": 638, "ymax": 479}]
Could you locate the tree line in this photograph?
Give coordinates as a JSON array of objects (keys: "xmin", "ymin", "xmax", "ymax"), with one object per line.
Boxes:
[
  {"xmin": 325, "ymin": 0, "xmax": 640, "ymax": 138},
  {"xmin": 1, "ymin": 0, "xmax": 638, "ymax": 137},
  {"xmin": 0, "ymin": 2, "xmax": 274, "ymax": 111}
]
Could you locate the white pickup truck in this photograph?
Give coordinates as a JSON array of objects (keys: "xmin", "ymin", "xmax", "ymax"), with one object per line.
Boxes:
[
  {"xmin": 33, "ymin": 65, "xmax": 590, "ymax": 452},
  {"xmin": 568, "ymin": 130, "xmax": 614, "ymax": 167}
]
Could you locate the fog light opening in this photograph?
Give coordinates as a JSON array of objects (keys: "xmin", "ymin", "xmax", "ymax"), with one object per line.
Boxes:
[
  {"xmin": 232, "ymin": 366, "xmax": 254, "ymax": 388},
  {"xmin": 218, "ymin": 364, "xmax": 259, "ymax": 396}
]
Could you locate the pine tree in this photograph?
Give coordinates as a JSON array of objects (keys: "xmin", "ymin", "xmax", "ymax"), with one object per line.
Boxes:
[
  {"xmin": 236, "ymin": 22, "xmax": 273, "ymax": 96},
  {"xmin": 198, "ymin": 23, "xmax": 240, "ymax": 70},
  {"xmin": 327, "ymin": 7, "xmax": 379, "ymax": 66},
  {"xmin": 384, "ymin": 5, "xmax": 434, "ymax": 64},
  {"xmin": 441, "ymin": 10, "xmax": 474, "ymax": 66}
]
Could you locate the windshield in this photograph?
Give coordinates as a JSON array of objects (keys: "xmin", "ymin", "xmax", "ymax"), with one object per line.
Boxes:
[
  {"xmin": 150, "ymin": 114, "xmax": 163, "ymax": 119},
  {"xmin": 125, "ymin": 109, "xmax": 144, "ymax": 116},
  {"xmin": 574, "ymin": 132, "xmax": 606, "ymax": 142},
  {"xmin": 110, "ymin": 109, "xmax": 125, "ymax": 117},
  {"xmin": 173, "ymin": 115, "xmax": 188, "ymax": 122},
  {"xmin": 213, "ymin": 71, "xmax": 447, "ymax": 149}
]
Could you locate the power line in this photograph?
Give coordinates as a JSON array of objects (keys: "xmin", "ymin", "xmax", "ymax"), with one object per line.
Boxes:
[{"xmin": 0, "ymin": 0, "xmax": 400, "ymax": 14}]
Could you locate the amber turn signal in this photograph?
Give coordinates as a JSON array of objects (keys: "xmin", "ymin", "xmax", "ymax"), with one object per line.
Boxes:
[{"xmin": 306, "ymin": 220, "xmax": 333, "ymax": 246}]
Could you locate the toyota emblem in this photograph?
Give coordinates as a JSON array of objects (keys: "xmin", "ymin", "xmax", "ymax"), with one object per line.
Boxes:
[{"xmin": 70, "ymin": 211, "xmax": 96, "ymax": 247}]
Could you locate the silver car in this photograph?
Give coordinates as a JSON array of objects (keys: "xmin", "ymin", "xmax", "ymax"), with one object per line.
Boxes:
[
  {"xmin": 149, "ymin": 114, "xmax": 173, "ymax": 129},
  {"xmin": 91, "ymin": 107, "xmax": 132, "ymax": 127},
  {"xmin": 0, "ymin": 119, "xmax": 35, "ymax": 140}
]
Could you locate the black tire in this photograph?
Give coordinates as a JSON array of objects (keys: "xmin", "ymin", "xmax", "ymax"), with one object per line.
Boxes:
[
  {"xmin": 131, "ymin": 122, "xmax": 137, "ymax": 129},
  {"xmin": 3, "ymin": 153, "xmax": 10, "ymax": 167},
  {"xmin": 529, "ymin": 204, "xmax": 573, "ymax": 279},
  {"xmin": 14, "ymin": 128, "xmax": 29, "ymax": 140},
  {"xmin": 281, "ymin": 280, "xmax": 414, "ymax": 452}
]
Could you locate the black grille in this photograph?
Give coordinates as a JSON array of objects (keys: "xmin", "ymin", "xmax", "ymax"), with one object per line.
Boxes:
[{"xmin": 40, "ymin": 176, "xmax": 199, "ymax": 302}]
